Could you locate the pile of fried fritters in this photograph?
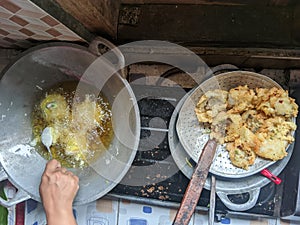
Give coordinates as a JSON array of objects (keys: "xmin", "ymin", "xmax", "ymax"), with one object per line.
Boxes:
[{"xmin": 195, "ymin": 85, "xmax": 298, "ymax": 170}]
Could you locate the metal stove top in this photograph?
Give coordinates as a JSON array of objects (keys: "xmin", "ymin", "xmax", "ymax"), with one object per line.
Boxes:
[{"xmin": 107, "ymin": 69, "xmax": 300, "ymax": 221}]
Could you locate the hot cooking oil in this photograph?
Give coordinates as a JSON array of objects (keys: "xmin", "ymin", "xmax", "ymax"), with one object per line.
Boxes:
[{"xmin": 31, "ymin": 81, "xmax": 113, "ymax": 168}]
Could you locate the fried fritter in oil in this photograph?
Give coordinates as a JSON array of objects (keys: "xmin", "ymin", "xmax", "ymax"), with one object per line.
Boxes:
[
  {"xmin": 40, "ymin": 94, "xmax": 70, "ymax": 123},
  {"xmin": 39, "ymin": 94, "xmax": 109, "ymax": 167}
]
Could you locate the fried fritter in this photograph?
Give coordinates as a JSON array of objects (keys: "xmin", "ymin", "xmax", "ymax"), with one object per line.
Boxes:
[
  {"xmin": 228, "ymin": 85, "xmax": 255, "ymax": 113},
  {"xmin": 227, "ymin": 142, "xmax": 256, "ymax": 170},
  {"xmin": 210, "ymin": 111, "xmax": 228, "ymax": 144},
  {"xmin": 257, "ymin": 117, "xmax": 296, "ymax": 142},
  {"xmin": 256, "ymin": 87, "xmax": 298, "ymax": 117},
  {"xmin": 241, "ymin": 110, "xmax": 266, "ymax": 133},
  {"xmin": 253, "ymin": 117, "xmax": 296, "ymax": 161},
  {"xmin": 255, "ymin": 139, "xmax": 288, "ymax": 161},
  {"xmin": 195, "ymin": 90, "xmax": 228, "ymax": 123},
  {"xmin": 238, "ymin": 126, "xmax": 261, "ymax": 153},
  {"xmin": 226, "ymin": 124, "xmax": 261, "ymax": 169},
  {"xmin": 224, "ymin": 113, "xmax": 243, "ymax": 142}
]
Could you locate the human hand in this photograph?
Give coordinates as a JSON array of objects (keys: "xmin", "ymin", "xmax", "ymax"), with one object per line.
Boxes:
[{"xmin": 39, "ymin": 159, "xmax": 79, "ymax": 225}]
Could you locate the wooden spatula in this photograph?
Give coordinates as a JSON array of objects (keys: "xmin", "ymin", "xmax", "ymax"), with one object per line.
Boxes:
[{"xmin": 173, "ymin": 139, "xmax": 218, "ymax": 225}]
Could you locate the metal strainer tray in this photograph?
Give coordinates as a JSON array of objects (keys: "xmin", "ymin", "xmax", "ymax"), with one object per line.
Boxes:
[{"xmin": 176, "ymin": 71, "xmax": 295, "ymax": 178}]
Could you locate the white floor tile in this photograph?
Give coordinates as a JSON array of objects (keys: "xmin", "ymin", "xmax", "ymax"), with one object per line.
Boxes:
[
  {"xmin": 76, "ymin": 199, "xmax": 119, "ymax": 225},
  {"xmin": 118, "ymin": 200, "xmax": 194, "ymax": 225},
  {"xmin": 277, "ymin": 219, "xmax": 300, "ymax": 225},
  {"xmin": 194, "ymin": 210, "xmax": 278, "ymax": 225},
  {"xmin": 24, "ymin": 198, "xmax": 119, "ymax": 225}
]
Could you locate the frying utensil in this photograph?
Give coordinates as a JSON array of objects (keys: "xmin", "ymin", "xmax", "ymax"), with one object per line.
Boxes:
[
  {"xmin": 41, "ymin": 127, "xmax": 53, "ymax": 158},
  {"xmin": 176, "ymin": 71, "xmax": 295, "ymax": 179},
  {"xmin": 0, "ymin": 40, "xmax": 140, "ymax": 207},
  {"xmin": 168, "ymin": 92, "xmax": 294, "ymax": 212},
  {"xmin": 173, "ymin": 139, "xmax": 217, "ymax": 225}
]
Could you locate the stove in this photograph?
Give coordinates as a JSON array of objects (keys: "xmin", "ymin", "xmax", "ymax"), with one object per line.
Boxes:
[
  {"xmin": 2, "ymin": 47, "xmax": 300, "ymax": 222},
  {"xmin": 106, "ymin": 66, "xmax": 300, "ymax": 222}
]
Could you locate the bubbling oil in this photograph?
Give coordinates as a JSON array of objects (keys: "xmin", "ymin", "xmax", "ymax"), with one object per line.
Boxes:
[{"xmin": 32, "ymin": 81, "xmax": 113, "ymax": 168}]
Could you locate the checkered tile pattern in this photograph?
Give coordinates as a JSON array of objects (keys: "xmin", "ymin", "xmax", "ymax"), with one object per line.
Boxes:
[{"xmin": 0, "ymin": 0, "xmax": 85, "ymax": 48}]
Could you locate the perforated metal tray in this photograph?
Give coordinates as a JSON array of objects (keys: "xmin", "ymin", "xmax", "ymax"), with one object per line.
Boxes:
[{"xmin": 176, "ymin": 71, "xmax": 295, "ymax": 178}]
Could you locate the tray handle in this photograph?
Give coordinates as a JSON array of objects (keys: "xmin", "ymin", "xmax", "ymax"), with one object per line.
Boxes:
[
  {"xmin": 88, "ymin": 36, "xmax": 126, "ymax": 79},
  {"xmin": 0, "ymin": 166, "xmax": 31, "ymax": 208},
  {"xmin": 216, "ymin": 188, "xmax": 260, "ymax": 211},
  {"xmin": 205, "ymin": 64, "xmax": 239, "ymax": 77}
]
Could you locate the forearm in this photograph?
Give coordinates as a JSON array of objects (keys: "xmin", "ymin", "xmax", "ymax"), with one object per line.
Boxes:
[{"xmin": 45, "ymin": 207, "xmax": 77, "ymax": 225}]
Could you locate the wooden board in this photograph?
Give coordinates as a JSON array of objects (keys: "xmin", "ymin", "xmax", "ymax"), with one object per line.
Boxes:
[
  {"xmin": 118, "ymin": 4, "xmax": 294, "ymax": 47},
  {"xmin": 53, "ymin": 0, "xmax": 120, "ymax": 37},
  {"xmin": 121, "ymin": 0, "xmax": 294, "ymax": 6}
]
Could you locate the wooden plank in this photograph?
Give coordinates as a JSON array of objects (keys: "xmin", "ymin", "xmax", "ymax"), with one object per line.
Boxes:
[
  {"xmin": 121, "ymin": 44, "xmax": 300, "ymax": 69},
  {"xmin": 53, "ymin": 0, "xmax": 120, "ymax": 37},
  {"xmin": 120, "ymin": 0, "xmax": 294, "ymax": 6},
  {"xmin": 118, "ymin": 4, "xmax": 294, "ymax": 47},
  {"xmin": 121, "ymin": 0, "xmax": 245, "ymax": 5},
  {"xmin": 292, "ymin": 5, "xmax": 300, "ymax": 44}
]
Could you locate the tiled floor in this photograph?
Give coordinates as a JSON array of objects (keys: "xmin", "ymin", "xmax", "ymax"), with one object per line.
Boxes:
[
  {"xmin": 21, "ymin": 198, "xmax": 300, "ymax": 225},
  {"xmin": 118, "ymin": 200, "xmax": 194, "ymax": 225}
]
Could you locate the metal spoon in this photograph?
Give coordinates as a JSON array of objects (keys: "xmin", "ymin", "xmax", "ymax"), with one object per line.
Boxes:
[{"xmin": 41, "ymin": 127, "xmax": 53, "ymax": 159}]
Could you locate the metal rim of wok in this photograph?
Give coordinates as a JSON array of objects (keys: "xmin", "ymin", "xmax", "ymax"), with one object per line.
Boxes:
[
  {"xmin": 176, "ymin": 71, "xmax": 296, "ymax": 179},
  {"xmin": 169, "ymin": 90, "xmax": 293, "ymax": 211},
  {"xmin": 0, "ymin": 42, "xmax": 140, "ymax": 206}
]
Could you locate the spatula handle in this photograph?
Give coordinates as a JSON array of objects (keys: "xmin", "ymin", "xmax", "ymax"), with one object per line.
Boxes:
[{"xmin": 173, "ymin": 139, "xmax": 217, "ymax": 225}]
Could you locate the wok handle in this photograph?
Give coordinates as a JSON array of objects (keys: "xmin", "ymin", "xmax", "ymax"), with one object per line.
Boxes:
[
  {"xmin": 173, "ymin": 139, "xmax": 217, "ymax": 225},
  {"xmin": 0, "ymin": 166, "xmax": 31, "ymax": 208},
  {"xmin": 216, "ymin": 188, "xmax": 260, "ymax": 211},
  {"xmin": 88, "ymin": 36, "xmax": 126, "ymax": 79},
  {"xmin": 205, "ymin": 64, "xmax": 239, "ymax": 77}
]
